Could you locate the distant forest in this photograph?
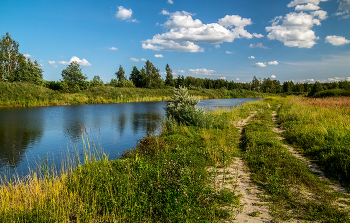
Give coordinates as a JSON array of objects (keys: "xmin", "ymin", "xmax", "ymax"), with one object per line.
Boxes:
[{"xmin": 1, "ymin": 32, "xmax": 349, "ymax": 97}]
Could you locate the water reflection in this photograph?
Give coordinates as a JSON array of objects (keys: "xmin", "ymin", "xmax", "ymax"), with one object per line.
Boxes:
[{"xmin": 0, "ymin": 98, "xmax": 261, "ymax": 175}]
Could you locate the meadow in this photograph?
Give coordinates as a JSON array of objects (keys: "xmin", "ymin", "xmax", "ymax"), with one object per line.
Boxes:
[
  {"xmin": 0, "ymin": 95, "xmax": 349, "ymax": 222},
  {"xmin": 0, "ymin": 82, "xmax": 262, "ymax": 107}
]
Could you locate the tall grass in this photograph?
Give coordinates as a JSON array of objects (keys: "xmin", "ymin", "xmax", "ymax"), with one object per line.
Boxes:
[
  {"xmin": 0, "ymin": 109, "xmax": 243, "ymax": 222},
  {"xmin": 239, "ymin": 97, "xmax": 349, "ymax": 222},
  {"xmin": 0, "ymin": 82, "xmax": 263, "ymax": 107},
  {"xmin": 279, "ymin": 97, "xmax": 350, "ymax": 191}
]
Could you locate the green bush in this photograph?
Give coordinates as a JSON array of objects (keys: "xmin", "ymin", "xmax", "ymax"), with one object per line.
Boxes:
[{"xmin": 313, "ymin": 89, "xmax": 350, "ymax": 98}]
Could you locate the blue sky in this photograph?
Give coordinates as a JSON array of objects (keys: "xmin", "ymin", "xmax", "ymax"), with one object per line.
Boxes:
[{"xmin": 1, "ymin": 0, "xmax": 350, "ymax": 83}]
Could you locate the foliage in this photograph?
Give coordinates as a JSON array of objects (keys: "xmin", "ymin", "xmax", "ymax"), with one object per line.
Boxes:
[
  {"xmin": 90, "ymin": 75, "xmax": 104, "ymax": 87},
  {"xmin": 143, "ymin": 60, "xmax": 163, "ymax": 88},
  {"xmin": 115, "ymin": 65, "xmax": 127, "ymax": 82},
  {"xmin": 165, "ymin": 64, "xmax": 174, "ymax": 87},
  {"xmin": 61, "ymin": 61, "xmax": 88, "ymax": 93},
  {"xmin": 308, "ymin": 81, "xmax": 324, "ymax": 96},
  {"xmin": 165, "ymin": 86, "xmax": 210, "ymax": 127},
  {"xmin": 313, "ymin": 89, "xmax": 350, "ymax": 97}
]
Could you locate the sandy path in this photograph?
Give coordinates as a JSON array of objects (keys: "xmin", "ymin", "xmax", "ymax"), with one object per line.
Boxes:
[
  {"xmin": 272, "ymin": 111, "xmax": 350, "ymax": 197},
  {"xmin": 213, "ymin": 112, "xmax": 272, "ymax": 222}
]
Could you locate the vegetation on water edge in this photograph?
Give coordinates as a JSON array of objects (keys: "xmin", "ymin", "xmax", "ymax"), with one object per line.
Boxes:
[
  {"xmin": 279, "ymin": 97, "xmax": 350, "ymax": 192},
  {"xmin": 0, "ymin": 88, "xmax": 244, "ymax": 222},
  {"xmin": 0, "ymin": 82, "xmax": 262, "ymax": 107}
]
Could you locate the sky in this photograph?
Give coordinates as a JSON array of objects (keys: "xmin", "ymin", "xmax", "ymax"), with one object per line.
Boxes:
[{"xmin": 1, "ymin": 0, "xmax": 350, "ymax": 83}]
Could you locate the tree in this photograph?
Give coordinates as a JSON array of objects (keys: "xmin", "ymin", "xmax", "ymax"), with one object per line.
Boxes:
[
  {"xmin": 61, "ymin": 61, "xmax": 88, "ymax": 92},
  {"xmin": 0, "ymin": 33, "xmax": 20, "ymax": 81},
  {"xmin": 115, "ymin": 65, "xmax": 126, "ymax": 82},
  {"xmin": 9, "ymin": 54, "xmax": 43, "ymax": 85},
  {"xmin": 129, "ymin": 66, "xmax": 144, "ymax": 87},
  {"xmin": 308, "ymin": 81, "xmax": 324, "ymax": 96},
  {"xmin": 90, "ymin": 75, "xmax": 104, "ymax": 87},
  {"xmin": 251, "ymin": 76, "xmax": 261, "ymax": 92},
  {"xmin": 143, "ymin": 60, "xmax": 163, "ymax": 88},
  {"xmin": 165, "ymin": 64, "xmax": 174, "ymax": 87}
]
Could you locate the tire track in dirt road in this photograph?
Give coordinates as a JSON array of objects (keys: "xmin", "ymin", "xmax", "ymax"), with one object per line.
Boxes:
[
  {"xmin": 213, "ymin": 111, "xmax": 272, "ymax": 222},
  {"xmin": 272, "ymin": 110, "xmax": 350, "ymax": 209}
]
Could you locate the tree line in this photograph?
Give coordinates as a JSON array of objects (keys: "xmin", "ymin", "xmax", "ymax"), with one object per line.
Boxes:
[{"xmin": 1, "ymin": 32, "xmax": 349, "ymax": 95}]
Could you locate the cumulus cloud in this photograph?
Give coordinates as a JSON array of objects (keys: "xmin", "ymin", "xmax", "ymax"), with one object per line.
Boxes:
[
  {"xmin": 155, "ymin": 54, "xmax": 163, "ymax": 58},
  {"xmin": 142, "ymin": 11, "xmax": 262, "ymax": 52},
  {"xmin": 236, "ymin": 78, "xmax": 240, "ymax": 81},
  {"xmin": 108, "ymin": 47, "xmax": 118, "ymax": 50},
  {"xmin": 215, "ymin": 44, "xmax": 220, "ymax": 48},
  {"xmin": 250, "ymin": 43, "xmax": 268, "ymax": 49},
  {"xmin": 254, "ymin": 62, "xmax": 267, "ymax": 67},
  {"xmin": 287, "ymin": 0, "xmax": 328, "ymax": 8},
  {"xmin": 226, "ymin": 51, "xmax": 233, "ymax": 54},
  {"xmin": 307, "ymin": 79, "xmax": 315, "ymax": 82},
  {"xmin": 248, "ymin": 56, "xmax": 255, "ymax": 59},
  {"xmin": 189, "ymin": 68, "xmax": 215, "ymax": 75},
  {"xmin": 48, "ymin": 61, "xmax": 55, "ymax": 65},
  {"xmin": 220, "ymin": 77, "xmax": 226, "ymax": 79},
  {"xmin": 335, "ymin": 0, "xmax": 350, "ymax": 18},
  {"xmin": 116, "ymin": 6, "xmax": 132, "ymax": 20},
  {"xmin": 295, "ymin": 3, "xmax": 320, "ymax": 11},
  {"xmin": 268, "ymin": 61, "xmax": 279, "ymax": 65},
  {"xmin": 271, "ymin": 75, "xmax": 277, "ymax": 78},
  {"xmin": 266, "ymin": 11, "xmax": 327, "ymax": 48},
  {"xmin": 177, "ymin": 70, "xmax": 185, "ymax": 73},
  {"xmin": 325, "ymin": 35, "xmax": 350, "ymax": 46},
  {"xmin": 23, "ymin": 54, "xmax": 31, "ymax": 58},
  {"xmin": 130, "ymin": 58, "xmax": 139, "ymax": 62},
  {"xmin": 168, "ymin": 0, "xmax": 174, "ymax": 4},
  {"xmin": 327, "ymin": 77, "xmax": 343, "ymax": 82},
  {"xmin": 253, "ymin": 33, "xmax": 264, "ymax": 38},
  {"xmin": 140, "ymin": 58, "xmax": 147, "ymax": 61},
  {"xmin": 347, "ymin": 77, "xmax": 350, "ymax": 81},
  {"xmin": 58, "ymin": 56, "xmax": 91, "ymax": 66}
]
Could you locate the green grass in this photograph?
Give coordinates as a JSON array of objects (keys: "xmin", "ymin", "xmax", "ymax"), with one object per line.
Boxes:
[
  {"xmin": 278, "ymin": 97, "xmax": 350, "ymax": 192},
  {"xmin": 239, "ymin": 97, "xmax": 350, "ymax": 222},
  {"xmin": 0, "ymin": 82, "xmax": 263, "ymax": 107},
  {"xmin": 0, "ymin": 108, "xmax": 244, "ymax": 222}
]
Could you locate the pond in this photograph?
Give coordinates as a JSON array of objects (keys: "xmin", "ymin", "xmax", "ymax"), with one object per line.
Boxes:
[{"xmin": 0, "ymin": 98, "xmax": 261, "ymax": 176}]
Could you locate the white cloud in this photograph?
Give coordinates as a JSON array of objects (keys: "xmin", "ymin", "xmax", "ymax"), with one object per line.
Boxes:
[
  {"xmin": 266, "ymin": 11, "xmax": 327, "ymax": 48},
  {"xmin": 168, "ymin": 0, "xmax": 174, "ymax": 4},
  {"xmin": 177, "ymin": 70, "xmax": 185, "ymax": 73},
  {"xmin": 271, "ymin": 75, "xmax": 277, "ymax": 78},
  {"xmin": 295, "ymin": 3, "xmax": 320, "ymax": 11},
  {"xmin": 142, "ymin": 11, "xmax": 261, "ymax": 52},
  {"xmin": 58, "ymin": 56, "xmax": 91, "ymax": 66},
  {"xmin": 307, "ymin": 79, "xmax": 315, "ymax": 82},
  {"xmin": 48, "ymin": 61, "xmax": 55, "ymax": 65},
  {"xmin": 250, "ymin": 43, "xmax": 268, "ymax": 49},
  {"xmin": 219, "ymin": 77, "xmax": 226, "ymax": 79},
  {"xmin": 253, "ymin": 33, "xmax": 264, "ymax": 38},
  {"xmin": 236, "ymin": 78, "xmax": 240, "ymax": 81},
  {"xmin": 130, "ymin": 58, "xmax": 139, "ymax": 62},
  {"xmin": 327, "ymin": 77, "xmax": 343, "ymax": 82},
  {"xmin": 336, "ymin": 0, "xmax": 350, "ymax": 18},
  {"xmin": 23, "ymin": 54, "xmax": 31, "ymax": 58},
  {"xmin": 268, "ymin": 61, "xmax": 279, "ymax": 65},
  {"xmin": 287, "ymin": 0, "xmax": 328, "ymax": 8},
  {"xmin": 325, "ymin": 35, "xmax": 350, "ymax": 46},
  {"xmin": 131, "ymin": 19, "xmax": 139, "ymax": 23},
  {"xmin": 248, "ymin": 56, "xmax": 255, "ymax": 59},
  {"xmin": 226, "ymin": 51, "xmax": 233, "ymax": 54},
  {"xmin": 254, "ymin": 62, "xmax": 267, "ymax": 67},
  {"xmin": 155, "ymin": 54, "xmax": 163, "ymax": 58},
  {"xmin": 116, "ymin": 6, "xmax": 132, "ymax": 20},
  {"xmin": 108, "ymin": 47, "xmax": 118, "ymax": 50},
  {"xmin": 347, "ymin": 77, "xmax": 350, "ymax": 81},
  {"xmin": 215, "ymin": 44, "xmax": 220, "ymax": 48},
  {"xmin": 189, "ymin": 68, "xmax": 215, "ymax": 75},
  {"xmin": 140, "ymin": 58, "xmax": 147, "ymax": 61}
]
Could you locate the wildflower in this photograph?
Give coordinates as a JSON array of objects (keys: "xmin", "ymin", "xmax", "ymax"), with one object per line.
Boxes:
[
  {"xmin": 178, "ymin": 189, "xmax": 179, "ymax": 191},
  {"xmin": 176, "ymin": 201, "xmax": 178, "ymax": 203},
  {"xmin": 143, "ymin": 192, "xmax": 145, "ymax": 194},
  {"xmin": 189, "ymin": 208, "xmax": 191, "ymax": 211},
  {"xmin": 150, "ymin": 207, "xmax": 153, "ymax": 209},
  {"xmin": 111, "ymin": 168, "xmax": 113, "ymax": 171},
  {"xmin": 106, "ymin": 173, "xmax": 108, "ymax": 175},
  {"xmin": 99, "ymin": 170, "xmax": 101, "ymax": 172},
  {"xmin": 264, "ymin": 167, "xmax": 265, "ymax": 169},
  {"xmin": 171, "ymin": 160, "xmax": 173, "ymax": 161},
  {"xmin": 159, "ymin": 190, "xmax": 162, "ymax": 193},
  {"xmin": 190, "ymin": 161, "xmax": 192, "ymax": 163},
  {"xmin": 124, "ymin": 168, "xmax": 126, "ymax": 170},
  {"xmin": 177, "ymin": 180, "xmax": 179, "ymax": 182},
  {"xmin": 183, "ymin": 191, "xmax": 186, "ymax": 194},
  {"xmin": 165, "ymin": 159, "xmax": 167, "ymax": 161},
  {"xmin": 176, "ymin": 148, "xmax": 178, "ymax": 150},
  {"xmin": 267, "ymin": 178, "xmax": 268, "ymax": 179},
  {"xmin": 150, "ymin": 184, "xmax": 153, "ymax": 186}
]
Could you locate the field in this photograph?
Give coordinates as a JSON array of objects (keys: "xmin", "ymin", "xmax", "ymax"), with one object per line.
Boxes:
[{"xmin": 0, "ymin": 96, "xmax": 349, "ymax": 222}]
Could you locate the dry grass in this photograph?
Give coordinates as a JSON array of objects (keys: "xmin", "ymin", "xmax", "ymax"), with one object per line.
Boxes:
[{"xmin": 298, "ymin": 97, "xmax": 350, "ymax": 108}]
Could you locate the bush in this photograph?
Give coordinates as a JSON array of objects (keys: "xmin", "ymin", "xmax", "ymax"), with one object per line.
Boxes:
[
  {"xmin": 165, "ymin": 86, "xmax": 208, "ymax": 127},
  {"xmin": 313, "ymin": 89, "xmax": 350, "ymax": 98}
]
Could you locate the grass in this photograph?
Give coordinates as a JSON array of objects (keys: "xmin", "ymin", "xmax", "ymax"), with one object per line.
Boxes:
[
  {"xmin": 0, "ymin": 82, "xmax": 263, "ymax": 107},
  {"xmin": 278, "ymin": 97, "xmax": 350, "ymax": 192},
  {"xmin": 0, "ymin": 108, "xmax": 244, "ymax": 222},
  {"xmin": 239, "ymin": 97, "xmax": 350, "ymax": 222}
]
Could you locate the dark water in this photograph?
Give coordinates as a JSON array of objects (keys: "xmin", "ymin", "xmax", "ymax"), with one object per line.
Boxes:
[{"xmin": 0, "ymin": 98, "xmax": 261, "ymax": 175}]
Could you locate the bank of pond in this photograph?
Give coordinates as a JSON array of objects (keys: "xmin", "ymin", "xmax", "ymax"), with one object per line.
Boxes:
[{"xmin": 0, "ymin": 96, "xmax": 350, "ymax": 222}]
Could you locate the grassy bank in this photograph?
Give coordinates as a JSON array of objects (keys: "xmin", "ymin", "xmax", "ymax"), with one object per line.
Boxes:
[
  {"xmin": 279, "ymin": 97, "xmax": 350, "ymax": 191},
  {"xmin": 239, "ymin": 97, "xmax": 350, "ymax": 222},
  {"xmin": 0, "ymin": 82, "xmax": 262, "ymax": 107},
  {"xmin": 0, "ymin": 108, "xmax": 246, "ymax": 222}
]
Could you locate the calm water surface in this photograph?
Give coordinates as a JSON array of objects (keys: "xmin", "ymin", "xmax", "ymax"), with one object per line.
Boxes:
[{"xmin": 0, "ymin": 98, "xmax": 261, "ymax": 175}]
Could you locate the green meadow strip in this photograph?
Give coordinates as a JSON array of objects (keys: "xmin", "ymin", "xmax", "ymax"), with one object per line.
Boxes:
[{"xmin": 239, "ymin": 98, "xmax": 349, "ymax": 222}]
